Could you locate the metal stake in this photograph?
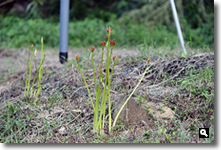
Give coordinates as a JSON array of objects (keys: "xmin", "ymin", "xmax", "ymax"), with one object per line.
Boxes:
[
  {"xmin": 170, "ymin": 0, "xmax": 187, "ymax": 54},
  {"xmin": 59, "ymin": 0, "xmax": 70, "ymax": 64}
]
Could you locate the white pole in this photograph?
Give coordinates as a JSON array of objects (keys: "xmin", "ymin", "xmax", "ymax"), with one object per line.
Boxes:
[
  {"xmin": 59, "ymin": 0, "xmax": 70, "ymax": 64},
  {"xmin": 170, "ymin": 0, "xmax": 187, "ymax": 54}
]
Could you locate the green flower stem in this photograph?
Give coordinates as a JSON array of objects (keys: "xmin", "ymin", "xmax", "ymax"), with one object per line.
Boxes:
[
  {"xmin": 97, "ymin": 69, "xmax": 103, "ymax": 130},
  {"xmin": 97, "ymin": 48, "xmax": 104, "ymax": 130},
  {"xmin": 34, "ymin": 51, "xmax": 38, "ymax": 72},
  {"xmin": 27, "ymin": 49, "xmax": 34, "ymax": 95},
  {"xmin": 98, "ymin": 72, "xmax": 102, "ymax": 101},
  {"xmin": 31, "ymin": 55, "xmax": 46, "ymax": 97},
  {"xmin": 98, "ymin": 48, "xmax": 104, "ymax": 101},
  {"xmin": 106, "ymin": 47, "xmax": 114, "ymax": 132},
  {"xmin": 30, "ymin": 51, "xmax": 38, "ymax": 97},
  {"xmin": 91, "ymin": 52, "xmax": 99, "ymax": 132},
  {"xmin": 98, "ymin": 74, "xmax": 107, "ymax": 133},
  {"xmin": 109, "ymin": 62, "xmax": 116, "ymax": 90},
  {"xmin": 102, "ymin": 94, "xmax": 106, "ymax": 131},
  {"xmin": 37, "ymin": 38, "xmax": 44, "ymax": 95},
  {"xmin": 97, "ymin": 52, "xmax": 104, "ymax": 131},
  {"xmin": 107, "ymin": 60, "xmax": 116, "ymax": 132},
  {"xmin": 112, "ymin": 63, "xmax": 149, "ymax": 128},
  {"xmin": 24, "ymin": 48, "xmax": 31, "ymax": 96},
  {"xmin": 77, "ymin": 62, "xmax": 95, "ymax": 111},
  {"xmin": 99, "ymin": 35, "xmax": 110, "ymax": 133},
  {"xmin": 109, "ymin": 47, "xmax": 113, "ymax": 63},
  {"xmin": 91, "ymin": 53, "xmax": 98, "ymax": 93}
]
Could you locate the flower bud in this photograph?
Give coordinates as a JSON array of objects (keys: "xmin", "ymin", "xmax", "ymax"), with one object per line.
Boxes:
[
  {"xmin": 106, "ymin": 34, "xmax": 111, "ymax": 40},
  {"xmin": 89, "ymin": 45, "xmax": 95, "ymax": 52},
  {"xmin": 107, "ymin": 27, "xmax": 112, "ymax": 33},
  {"xmin": 99, "ymin": 65, "xmax": 103, "ymax": 70},
  {"xmin": 101, "ymin": 41, "xmax": 106, "ymax": 48},
  {"xmin": 113, "ymin": 56, "xmax": 117, "ymax": 62},
  {"xmin": 29, "ymin": 45, "xmax": 34, "ymax": 49},
  {"xmin": 76, "ymin": 55, "xmax": 80, "ymax": 61},
  {"xmin": 147, "ymin": 58, "xmax": 150, "ymax": 64},
  {"xmin": 110, "ymin": 39, "xmax": 115, "ymax": 47}
]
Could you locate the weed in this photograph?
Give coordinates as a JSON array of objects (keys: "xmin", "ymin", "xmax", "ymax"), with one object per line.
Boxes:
[{"xmin": 137, "ymin": 95, "xmax": 146, "ymax": 104}]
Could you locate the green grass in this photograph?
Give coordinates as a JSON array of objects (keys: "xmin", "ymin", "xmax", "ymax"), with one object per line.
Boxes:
[{"xmin": 0, "ymin": 16, "xmax": 212, "ymax": 49}]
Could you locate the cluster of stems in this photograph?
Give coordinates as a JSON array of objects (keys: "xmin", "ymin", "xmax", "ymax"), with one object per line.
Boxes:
[
  {"xmin": 24, "ymin": 37, "xmax": 46, "ymax": 98},
  {"xmin": 76, "ymin": 27, "xmax": 150, "ymax": 135}
]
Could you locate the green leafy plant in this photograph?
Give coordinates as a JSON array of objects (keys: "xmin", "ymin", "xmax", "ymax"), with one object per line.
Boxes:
[
  {"xmin": 137, "ymin": 95, "xmax": 146, "ymax": 104},
  {"xmin": 76, "ymin": 27, "xmax": 150, "ymax": 135}
]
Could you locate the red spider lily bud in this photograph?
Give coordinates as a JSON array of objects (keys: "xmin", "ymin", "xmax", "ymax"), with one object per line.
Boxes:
[
  {"xmin": 101, "ymin": 41, "xmax": 106, "ymax": 48},
  {"xmin": 110, "ymin": 39, "xmax": 115, "ymax": 47},
  {"xmin": 29, "ymin": 45, "xmax": 34, "ymax": 49},
  {"xmin": 107, "ymin": 27, "xmax": 112, "ymax": 33},
  {"xmin": 106, "ymin": 34, "xmax": 111, "ymax": 40},
  {"xmin": 113, "ymin": 56, "xmax": 117, "ymax": 62},
  {"xmin": 99, "ymin": 65, "xmax": 103, "ymax": 70},
  {"xmin": 147, "ymin": 58, "xmax": 150, "ymax": 64},
  {"xmin": 89, "ymin": 45, "xmax": 95, "ymax": 52},
  {"xmin": 76, "ymin": 55, "xmax": 80, "ymax": 61}
]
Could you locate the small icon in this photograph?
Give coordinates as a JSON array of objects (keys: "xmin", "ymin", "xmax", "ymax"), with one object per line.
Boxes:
[{"xmin": 199, "ymin": 128, "xmax": 209, "ymax": 138}]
